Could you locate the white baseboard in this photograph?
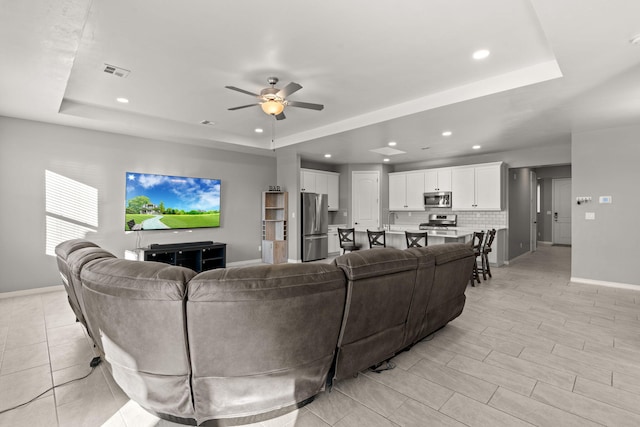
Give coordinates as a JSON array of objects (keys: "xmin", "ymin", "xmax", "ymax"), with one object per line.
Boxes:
[
  {"xmin": 0, "ymin": 284, "xmax": 64, "ymax": 299},
  {"xmin": 227, "ymin": 258, "xmax": 262, "ymax": 267},
  {"xmin": 570, "ymin": 277, "xmax": 640, "ymax": 292}
]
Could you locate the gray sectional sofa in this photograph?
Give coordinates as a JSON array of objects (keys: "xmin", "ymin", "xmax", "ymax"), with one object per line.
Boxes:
[{"xmin": 55, "ymin": 239, "xmax": 474, "ymax": 426}]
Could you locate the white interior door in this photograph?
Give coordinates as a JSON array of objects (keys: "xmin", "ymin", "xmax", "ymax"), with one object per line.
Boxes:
[
  {"xmin": 352, "ymin": 171, "xmax": 379, "ymax": 230},
  {"xmin": 530, "ymin": 171, "xmax": 537, "ymax": 252},
  {"xmin": 552, "ymin": 178, "xmax": 572, "ymax": 245}
]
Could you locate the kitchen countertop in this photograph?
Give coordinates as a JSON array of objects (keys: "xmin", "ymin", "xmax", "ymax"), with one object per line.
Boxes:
[{"xmin": 355, "ymin": 228, "xmax": 473, "ymax": 239}]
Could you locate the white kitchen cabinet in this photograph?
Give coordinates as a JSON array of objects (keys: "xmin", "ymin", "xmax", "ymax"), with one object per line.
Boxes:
[
  {"xmin": 315, "ymin": 172, "xmax": 328, "ymax": 196},
  {"xmin": 451, "ymin": 162, "xmax": 503, "ymax": 210},
  {"xmin": 424, "ymin": 168, "xmax": 452, "ymax": 192},
  {"xmin": 300, "ymin": 170, "xmax": 316, "ymax": 193},
  {"xmin": 389, "ymin": 171, "xmax": 425, "ymax": 210},
  {"xmin": 300, "ymin": 169, "xmax": 340, "ymax": 211},
  {"xmin": 328, "ymin": 226, "xmax": 341, "ymax": 254}
]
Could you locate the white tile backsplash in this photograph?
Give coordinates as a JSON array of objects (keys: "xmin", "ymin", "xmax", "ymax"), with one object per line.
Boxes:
[{"xmin": 392, "ymin": 210, "xmax": 506, "ymax": 230}]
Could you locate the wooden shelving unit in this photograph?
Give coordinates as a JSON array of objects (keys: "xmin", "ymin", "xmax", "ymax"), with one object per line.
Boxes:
[{"xmin": 262, "ymin": 191, "xmax": 288, "ymax": 264}]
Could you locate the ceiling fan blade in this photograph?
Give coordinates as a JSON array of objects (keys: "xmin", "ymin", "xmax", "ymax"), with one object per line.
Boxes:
[
  {"xmin": 228, "ymin": 104, "xmax": 259, "ymax": 111},
  {"xmin": 225, "ymin": 86, "xmax": 259, "ymax": 97},
  {"xmin": 287, "ymin": 100, "xmax": 324, "ymax": 111},
  {"xmin": 275, "ymin": 112, "xmax": 286, "ymax": 120},
  {"xmin": 277, "ymin": 82, "xmax": 302, "ymax": 98}
]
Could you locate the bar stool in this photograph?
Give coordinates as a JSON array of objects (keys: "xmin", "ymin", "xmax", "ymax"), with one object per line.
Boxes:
[
  {"xmin": 480, "ymin": 228, "xmax": 496, "ymax": 280},
  {"xmin": 469, "ymin": 231, "xmax": 485, "ymax": 286},
  {"xmin": 405, "ymin": 231, "xmax": 428, "ymax": 248},
  {"xmin": 338, "ymin": 228, "xmax": 361, "ymax": 254},
  {"xmin": 367, "ymin": 229, "xmax": 386, "ymax": 248}
]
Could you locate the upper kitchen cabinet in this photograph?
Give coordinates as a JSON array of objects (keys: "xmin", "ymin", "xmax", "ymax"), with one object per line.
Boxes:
[
  {"xmin": 424, "ymin": 167, "xmax": 452, "ymax": 192},
  {"xmin": 451, "ymin": 162, "xmax": 504, "ymax": 210},
  {"xmin": 389, "ymin": 171, "xmax": 425, "ymax": 210},
  {"xmin": 300, "ymin": 169, "xmax": 316, "ymax": 193},
  {"xmin": 300, "ymin": 168, "xmax": 340, "ymax": 211}
]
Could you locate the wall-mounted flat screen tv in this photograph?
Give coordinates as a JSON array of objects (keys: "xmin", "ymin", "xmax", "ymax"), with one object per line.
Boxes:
[{"xmin": 125, "ymin": 172, "xmax": 221, "ymax": 231}]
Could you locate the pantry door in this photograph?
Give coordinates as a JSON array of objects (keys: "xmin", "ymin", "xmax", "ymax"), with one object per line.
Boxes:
[{"xmin": 352, "ymin": 171, "xmax": 379, "ymax": 230}]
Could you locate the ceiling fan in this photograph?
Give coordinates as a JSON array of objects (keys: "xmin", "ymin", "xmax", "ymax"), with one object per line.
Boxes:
[{"xmin": 225, "ymin": 77, "xmax": 324, "ymax": 120}]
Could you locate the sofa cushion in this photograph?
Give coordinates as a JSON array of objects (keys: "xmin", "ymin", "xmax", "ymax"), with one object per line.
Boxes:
[
  {"xmin": 80, "ymin": 258, "xmax": 197, "ymax": 420},
  {"xmin": 332, "ymin": 248, "xmax": 418, "ymax": 379},
  {"xmin": 425, "ymin": 242, "xmax": 474, "ymax": 265},
  {"xmin": 55, "ymin": 238, "xmax": 99, "ymax": 261},
  {"xmin": 333, "ymin": 247, "xmax": 418, "ymax": 280},
  {"xmin": 57, "ymin": 243, "xmax": 116, "ymax": 335},
  {"xmin": 422, "ymin": 243, "xmax": 474, "ymax": 338},
  {"xmin": 402, "ymin": 246, "xmax": 437, "ymax": 348},
  {"xmin": 187, "ymin": 263, "xmax": 346, "ymax": 421}
]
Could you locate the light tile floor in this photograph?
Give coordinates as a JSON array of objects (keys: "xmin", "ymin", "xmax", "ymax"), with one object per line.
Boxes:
[{"xmin": 1, "ymin": 244, "xmax": 640, "ymax": 426}]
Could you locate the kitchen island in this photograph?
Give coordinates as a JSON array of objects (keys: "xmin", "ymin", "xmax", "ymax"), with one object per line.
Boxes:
[{"xmin": 354, "ymin": 227, "xmax": 473, "ymax": 249}]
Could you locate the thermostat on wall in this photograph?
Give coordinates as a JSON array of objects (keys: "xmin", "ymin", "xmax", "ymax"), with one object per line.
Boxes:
[{"xmin": 599, "ymin": 196, "xmax": 612, "ymax": 204}]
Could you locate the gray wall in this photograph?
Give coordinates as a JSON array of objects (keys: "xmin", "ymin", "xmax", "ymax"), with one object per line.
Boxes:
[
  {"xmin": 572, "ymin": 125, "xmax": 640, "ymax": 286},
  {"xmin": 0, "ymin": 117, "xmax": 275, "ymax": 293},
  {"xmin": 508, "ymin": 167, "xmax": 533, "ymax": 259}
]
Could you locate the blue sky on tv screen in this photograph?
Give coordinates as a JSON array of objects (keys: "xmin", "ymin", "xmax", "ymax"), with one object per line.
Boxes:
[{"xmin": 126, "ymin": 172, "xmax": 220, "ymax": 212}]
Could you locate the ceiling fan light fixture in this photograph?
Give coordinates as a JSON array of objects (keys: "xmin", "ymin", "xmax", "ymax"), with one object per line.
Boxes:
[{"xmin": 261, "ymin": 100, "xmax": 285, "ymax": 116}]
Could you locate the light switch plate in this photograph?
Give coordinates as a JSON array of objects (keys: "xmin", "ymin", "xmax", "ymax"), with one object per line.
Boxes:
[
  {"xmin": 585, "ymin": 212, "xmax": 596, "ymax": 220},
  {"xmin": 599, "ymin": 196, "xmax": 612, "ymax": 204}
]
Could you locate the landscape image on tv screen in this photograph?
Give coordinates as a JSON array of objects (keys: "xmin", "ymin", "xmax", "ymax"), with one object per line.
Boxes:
[{"xmin": 125, "ymin": 172, "xmax": 221, "ymax": 231}]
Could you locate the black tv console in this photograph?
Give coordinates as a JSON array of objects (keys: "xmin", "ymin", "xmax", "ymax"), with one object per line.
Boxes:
[
  {"xmin": 149, "ymin": 241, "xmax": 214, "ymax": 250},
  {"xmin": 136, "ymin": 241, "xmax": 226, "ymax": 272}
]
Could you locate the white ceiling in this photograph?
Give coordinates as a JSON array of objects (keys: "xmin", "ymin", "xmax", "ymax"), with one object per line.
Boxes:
[{"xmin": 2, "ymin": 0, "xmax": 640, "ymax": 165}]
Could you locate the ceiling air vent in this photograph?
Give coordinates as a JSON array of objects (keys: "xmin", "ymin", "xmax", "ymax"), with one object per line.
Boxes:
[{"xmin": 103, "ymin": 64, "xmax": 130, "ymax": 78}]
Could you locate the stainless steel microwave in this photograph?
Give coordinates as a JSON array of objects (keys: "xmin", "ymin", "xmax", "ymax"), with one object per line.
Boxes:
[{"xmin": 424, "ymin": 191, "xmax": 452, "ymax": 208}]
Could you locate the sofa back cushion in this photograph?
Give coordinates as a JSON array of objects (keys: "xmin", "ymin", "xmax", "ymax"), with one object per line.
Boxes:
[
  {"xmin": 80, "ymin": 258, "xmax": 197, "ymax": 420},
  {"xmin": 63, "ymin": 246, "xmax": 117, "ymax": 346},
  {"xmin": 55, "ymin": 239, "xmax": 102, "ymax": 327},
  {"xmin": 186, "ymin": 263, "xmax": 346, "ymax": 422},
  {"xmin": 333, "ymin": 248, "xmax": 418, "ymax": 379},
  {"xmin": 402, "ymin": 247, "xmax": 436, "ymax": 347},
  {"xmin": 422, "ymin": 243, "xmax": 474, "ymax": 338}
]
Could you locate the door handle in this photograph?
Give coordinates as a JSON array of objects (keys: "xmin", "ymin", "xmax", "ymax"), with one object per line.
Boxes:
[{"xmin": 554, "ymin": 212, "xmax": 558, "ymax": 222}]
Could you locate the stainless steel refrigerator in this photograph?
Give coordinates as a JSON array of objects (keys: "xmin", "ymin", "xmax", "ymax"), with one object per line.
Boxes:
[{"xmin": 301, "ymin": 192, "xmax": 328, "ymax": 262}]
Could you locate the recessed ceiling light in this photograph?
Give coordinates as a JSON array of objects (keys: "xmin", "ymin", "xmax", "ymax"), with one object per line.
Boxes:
[
  {"xmin": 630, "ymin": 34, "xmax": 640, "ymax": 45},
  {"xmin": 472, "ymin": 49, "xmax": 490, "ymax": 60},
  {"xmin": 199, "ymin": 120, "xmax": 215, "ymax": 126},
  {"xmin": 472, "ymin": 145, "xmax": 481, "ymax": 150},
  {"xmin": 388, "ymin": 141, "xmax": 397, "ymax": 146},
  {"xmin": 442, "ymin": 131, "xmax": 452, "ymax": 137},
  {"xmin": 383, "ymin": 158, "xmax": 390, "ymax": 162},
  {"xmin": 116, "ymin": 97, "xmax": 129, "ymax": 104},
  {"xmin": 324, "ymin": 154, "xmax": 331, "ymax": 158},
  {"xmin": 254, "ymin": 128, "xmax": 263, "ymax": 133}
]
